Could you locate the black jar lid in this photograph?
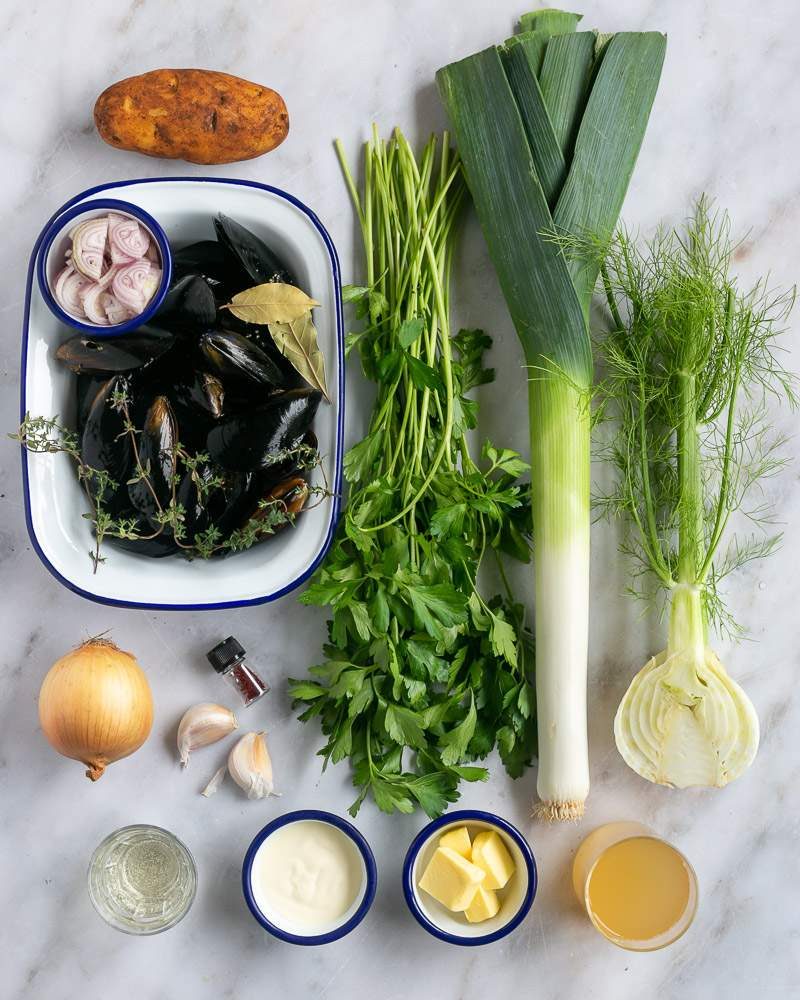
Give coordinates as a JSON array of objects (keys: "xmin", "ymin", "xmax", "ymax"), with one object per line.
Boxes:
[{"xmin": 207, "ymin": 636, "xmax": 246, "ymax": 674}]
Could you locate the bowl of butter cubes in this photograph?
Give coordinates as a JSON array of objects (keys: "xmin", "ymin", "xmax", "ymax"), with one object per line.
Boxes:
[{"xmin": 402, "ymin": 810, "xmax": 537, "ymax": 945}]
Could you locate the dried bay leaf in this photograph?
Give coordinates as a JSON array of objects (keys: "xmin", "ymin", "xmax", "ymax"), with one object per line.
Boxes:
[
  {"xmin": 223, "ymin": 282, "xmax": 321, "ymax": 325},
  {"xmin": 268, "ymin": 313, "xmax": 330, "ymax": 401}
]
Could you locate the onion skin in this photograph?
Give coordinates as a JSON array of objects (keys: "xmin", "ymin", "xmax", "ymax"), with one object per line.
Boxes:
[{"xmin": 38, "ymin": 639, "xmax": 153, "ymax": 781}]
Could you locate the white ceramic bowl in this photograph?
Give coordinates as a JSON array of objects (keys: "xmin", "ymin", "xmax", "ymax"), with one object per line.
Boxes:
[
  {"xmin": 242, "ymin": 811, "xmax": 377, "ymax": 946},
  {"xmin": 402, "ymin": 810, "xmax": 537, "ymax": 946},
  {"xmin": 21, "ymin": 178, "xmax": 343, "ymax": 609}
]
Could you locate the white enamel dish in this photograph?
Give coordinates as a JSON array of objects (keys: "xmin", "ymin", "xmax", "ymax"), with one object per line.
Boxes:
[{"xmin": 21, "ymin": 178, "xmax": 344, "ymax": 610}]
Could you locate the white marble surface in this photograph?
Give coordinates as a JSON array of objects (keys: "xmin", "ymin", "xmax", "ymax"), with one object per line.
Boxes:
[{"xmin": 1, "ymin": 1, "xmax": 799, "ymax": 997}]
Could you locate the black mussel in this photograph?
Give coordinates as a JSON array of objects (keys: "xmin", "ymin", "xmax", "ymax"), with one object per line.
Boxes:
[
  {"xmin": 106, "ymin": 524, "xmax": 180, "ymax": 559},
  {"xmin": 171, "ymin": 371, "xmax": 225, "ymax": 420},
  {"xmin": 217, "ymin": 310, "xmax": 304, "ymax": 388},
  {"xmin": 129, "ymin": 396, "xmax": 179, "ymax": 524},
  {"xmin": 56, "ymin": 327, "xmax": 175, "ymax": 374},
  {"xmin": 240, "ymin": 474, "xmax": 309, "ymax": 541},
  {"xmin": 81, "ymin": 376, "xmax": 133, "ymax": 501},
  {"xmin": 206, "ymin": 388, "xmax": 322, "ymax": 471},
  {"xmin": 176, "ymin": 463, "xmax": 221, "ymax": 543},
  {"xmin": 200, "ymin": 329, "xmax": 286, "ymax": 389},
  {"xmin": 266, "ymin": 475, "xmax": 309, "ymax": 516},
  {"xmin": 76, "ymin": 374, "xmax": 108, "ymax": 435},
  {"xmin": 258, "ymin": 429, "xmax": 319, "ymax": 491},
  {"xmin": 171, "ymin": 240, "xmax": 234, "ymax": 298},
  {"xmin": 177, "ymin": 466, "xmax": 256, "ymax": 546},
  {"xmin": 153, "ymin": 274, "xmax": 217, "ymax": 331},
  {"xmin": 214, "ymin": 213, "xmax": 296, "ymax": 288}
]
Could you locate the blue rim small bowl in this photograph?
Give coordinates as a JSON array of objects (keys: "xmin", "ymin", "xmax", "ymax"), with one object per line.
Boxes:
[
  {"xmin": 402, "ymin": 809, "xmax": 537, "ymax": 946},
  {"xmin": 242, "ymin": 810, "xmax": 377, "ymax": 946},
  {"xmin": 36, "ymin": 197, "xmax": 172, "ymax": 336}
]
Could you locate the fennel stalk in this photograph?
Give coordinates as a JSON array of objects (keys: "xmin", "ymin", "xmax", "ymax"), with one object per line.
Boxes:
[{"xmin": 595, "ymin": 200, "xmax": 796, "ymax": 788}]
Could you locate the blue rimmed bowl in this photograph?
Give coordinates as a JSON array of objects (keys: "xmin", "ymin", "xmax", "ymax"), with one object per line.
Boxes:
[
  {"xmin": 402, "ymin": 810, "xmax": 537, "ymax": 946},
  {"xmin": 37, "ymin": 197, "xmax": 172, "ymax": 335},
  {"xmin": 242, "ymin": 810, "xmax": 377, "ymax": 946},
  {"xmin": 21, "ymin": 177, "xmax": 344, "ymax": 610}
]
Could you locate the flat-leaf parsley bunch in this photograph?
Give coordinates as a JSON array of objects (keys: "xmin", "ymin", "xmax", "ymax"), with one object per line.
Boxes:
[{"xmin": 289, "ymin": 128, "xmax": 535, "ymax": 817}]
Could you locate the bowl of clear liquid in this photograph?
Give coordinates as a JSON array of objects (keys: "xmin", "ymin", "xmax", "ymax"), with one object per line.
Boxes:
[{"xmin": 87, "ymin": 824, "xmax": 197, "ymax": 935}]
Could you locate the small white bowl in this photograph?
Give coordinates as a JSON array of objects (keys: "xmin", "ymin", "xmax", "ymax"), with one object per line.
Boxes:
[
  {"xmin": 37, "ymin": 198, "xmax": 172, "ymax": 335},
  {"xmin": 242, "ymin": 811, "xmax": 377, "ymax": 946},
  {"xmin": 403, "ymin": 810, "xmax": 537, "ymax": 946},
  {"xmin": 21, "ymin": 177, "xmax": 343, "ymax": 610}
]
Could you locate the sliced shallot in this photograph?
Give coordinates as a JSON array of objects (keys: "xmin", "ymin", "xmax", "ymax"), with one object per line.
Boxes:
[
  {"xmin": 70, "ymin": 217, "xmax": 108, "ymax": 280},
  {"xmin": 53, "ymin": 265, "xmax": 91, "ymax": 318},
  {"xmin": 50, "ymin": 212, "xmax": 161, "ymax": 325},
  {"xmin": 141, "ymin": 266, "xmax": 162, "ymax": 303},
  {"xmin": 101, "ymin": 292, "xmax": 132, "ymax": 325},
  {"xmin": 80, "ymin": 284, "xmax": 110, "ymax": 325},
  {"xmin": 109, "ymin": 212, "xmax": 150, "ymax": 262},
  {"xmin": 112, "ymin": 259, "xmax": 151, "ymax": 313}
]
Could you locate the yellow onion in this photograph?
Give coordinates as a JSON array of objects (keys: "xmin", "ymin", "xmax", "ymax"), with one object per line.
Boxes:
[{"xmin": 38, "ymin": 638, "xmax": 153, "ymax": 781}]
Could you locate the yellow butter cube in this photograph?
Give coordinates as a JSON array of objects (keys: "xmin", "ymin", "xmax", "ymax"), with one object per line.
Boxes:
[
  {"xmin": 464, "ymin": 885, "xmax": 500, "ymax": 923},
  {"xmin": 470, "ymin": 830, "xmax": 515, "ymax": 890},
  {"xmin": 439, "ymin": 826, "xmax": 472, "ymax": 858},
  {"xmin": 418, "ymin": 846, "xmax": 486, "ymax": 911}
]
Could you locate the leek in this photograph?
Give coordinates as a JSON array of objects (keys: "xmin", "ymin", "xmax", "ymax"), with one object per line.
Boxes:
[
  {"xmin": 437, "ymin": 10, "xmax": 665, "ymax": 819},
  {"xmin": 591, "ymin": 201, "xmax": 795, "ymax": 788}
]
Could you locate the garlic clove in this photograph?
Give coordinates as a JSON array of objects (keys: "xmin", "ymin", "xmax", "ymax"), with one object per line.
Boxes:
[
  {"xmin": 177, "ymin": 703, "xmax": 238, "ymax": 767},
  {"xmin": 227, "ymin": 731, "xmax": 275, "ymax": 799},
  {"xmin": 201, "ymin": 764, "xmax": 227, "ymax": 798}
]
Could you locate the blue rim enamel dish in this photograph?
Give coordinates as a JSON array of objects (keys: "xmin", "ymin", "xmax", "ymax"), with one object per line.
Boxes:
[
  {"xmin": 20, "ymin": 177, "xmax": 344, "ymax": 610},
  {"xmin": 402, "ymin": 810, "xmax": 537, "ymax": 946},
  {"xmin": 36, "ymin": 197, "xmax": 173, "ymax": 336},
  {"xmin": 242, "ymin": 810, "xmax": 377, "ymax": 946}
]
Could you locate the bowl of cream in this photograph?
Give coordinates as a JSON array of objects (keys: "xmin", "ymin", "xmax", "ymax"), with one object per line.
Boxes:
[{"xmin": 242, "ymin": 810, "xmax": 377, "ymax": 945}]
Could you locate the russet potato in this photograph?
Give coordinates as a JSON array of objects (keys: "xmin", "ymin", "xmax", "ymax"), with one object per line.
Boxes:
[{"xmin": 94, "ymin": 69, "xmax": 289, "ymax": 165}]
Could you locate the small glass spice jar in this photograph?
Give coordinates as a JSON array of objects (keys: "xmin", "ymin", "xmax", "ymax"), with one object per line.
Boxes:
[{"xmin": 207, "ymin": 636, "xmax": 269, "ymax": 707}]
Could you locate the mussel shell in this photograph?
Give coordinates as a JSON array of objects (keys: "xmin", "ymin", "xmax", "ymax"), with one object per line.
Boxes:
[
  {"xmin": 177, "ymin": 466, "xmax": 256, "ymax": 545},
  {"xmin": 217, "ymin": 311, "xmax": 304, "ymax": 388},
  {"xmin": 206, "ymin": 388, "xmax": 322, "ymax": 471},
  {"xmin": 106, "ymin": 525, "xmax": 179, "ymax": 559},
  {"xmin": 76, "ymin": 374, "xmax": 108, "ymax": 436},
  {"xmin": 214, "ymin": 213, "xmax": 296, "ymax": 288},
  {"xmin": 129, "ymin": 395, "xmax": 179, "ymax": 524},
  {"xmin": 170, "ymin": 371, "xmax": 225, "ymax": 420},
  {"xmin": 81, "ymin": 376, "xmax": 133, "ymax": 500},
  {"xmin": 239, "ymin": 475, "xmax": 309, "ymax": 541},
  {"xmin": 153, "ymin": 274, "xmax": 217, "ymax": 330},
  {"xmin": 56, "ymin": 327, "xmax": 175, "ymax": 374},
  {"xmin": 171, "ymin": 240, "xmax": 234, "ymax": 298},
  {"xmin": 257, "ymin": 429, "xmax": 319, "ymax": 490},
  {"xmin": 199, "ymin": 329, "xmax": 286, "ymax": 390}
]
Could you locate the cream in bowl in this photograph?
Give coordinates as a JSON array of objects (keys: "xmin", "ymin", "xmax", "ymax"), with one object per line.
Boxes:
[
  {"xmin": 242, "ymin": 810, "xmax": 377, "ymax": 945},
  {"xmin": 403, "ymin": 810, "xmax": 536, "ymax": 945}
]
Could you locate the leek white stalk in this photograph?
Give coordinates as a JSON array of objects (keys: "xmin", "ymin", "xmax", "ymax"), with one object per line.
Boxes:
[
  {"xmin": 437, "ymin": 10, "xmax": 665, "ymax": 818},
  {"xmin": 531, "ymin": 379, "xmax": 590, "ymax": 816}
]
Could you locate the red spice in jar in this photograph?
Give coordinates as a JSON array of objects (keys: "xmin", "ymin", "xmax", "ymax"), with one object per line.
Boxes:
[{"xmin": 206, "ymin": 636, "xmax": 268, "ymax": 707}]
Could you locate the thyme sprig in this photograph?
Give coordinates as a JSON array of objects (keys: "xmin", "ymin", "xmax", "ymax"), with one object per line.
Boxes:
[{"xmin": 14, "ymin": 391, "xmax": 327, "ymax": 571}]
